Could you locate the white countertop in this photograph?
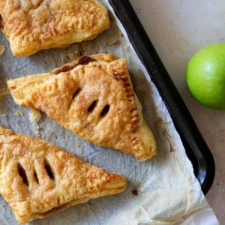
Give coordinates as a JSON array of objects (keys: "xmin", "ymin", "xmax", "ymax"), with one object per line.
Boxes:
[{"xmin": 129, "ymin": 0, "xmax": 225, "ymax": 224}]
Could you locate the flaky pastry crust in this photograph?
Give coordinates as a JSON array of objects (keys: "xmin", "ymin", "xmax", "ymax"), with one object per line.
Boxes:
[
  {"xmin": 7, "ymin": 54, "xmax": 157, "ymax": 160},
  {"xmin": 0, "ymin": 0, "xmax": 110, "ymax": 56},
  {"xmin": 0, "ymin": 126, "xmax": 127, "ymax": 224}
]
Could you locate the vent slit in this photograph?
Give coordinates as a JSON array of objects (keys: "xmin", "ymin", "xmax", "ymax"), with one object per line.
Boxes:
[
  {"xmin": 34, "ymin": 170, "xmax": 39, "ymax": 184},
  {"xmin": 100, "ymin": 105, "xmax": 110, "ymax": 117},
  {"xmin": 44, "ymin": 159, "xmax": 55, "ymax": 180},
  {"xmin": 69, "ymin": 88, "xmax": 82, "ymax": 110},
  {"xmin": 0, "ymin": 15, "xmax": 4, "ymax": 30},
  {"xmin": 88, "ymin": 100, "xmax": 98, "ymax": 112},
  {"xmin": 72, "ymin": 88, "xmax": 82, "ymax": 101},
  {"xmin": 17, "ymin": 163, "xmax": 29, "ymax": 186}
]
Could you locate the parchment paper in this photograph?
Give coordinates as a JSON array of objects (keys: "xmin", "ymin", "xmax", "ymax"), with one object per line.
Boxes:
[{"xmin": 0, "ymin": 1, "xmax": 219, "ymax": 224}]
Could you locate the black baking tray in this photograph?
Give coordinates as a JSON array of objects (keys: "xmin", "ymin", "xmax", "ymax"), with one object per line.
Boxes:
[{"xmin": 109, "ymin": 0, "xmax": 215, "ymax": 195}]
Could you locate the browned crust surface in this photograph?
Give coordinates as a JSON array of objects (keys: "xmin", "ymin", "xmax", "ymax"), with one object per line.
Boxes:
[
  {"xmin": 0, "ymin": 126, "xmax": 127, "ymax": 224},
  {"xmin": 0, "ymin": 0, "xmax": 110, "ymax": 56},
  {"xmin": 7, "ymin": 54, "xmax": 157, "ymax": 160}
]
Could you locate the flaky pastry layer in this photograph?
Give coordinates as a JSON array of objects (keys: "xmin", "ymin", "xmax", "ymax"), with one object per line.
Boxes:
[
  {"xmin": 0, "ymin": 126, "xmax": 127, "ymax": 224},
  {"xmin": 0, "ymin": 0, "xmax": 110, "ymax": 56},
  {"xmin": 7, "ymin": 54, "xmax": 157, "ymax": 160}
]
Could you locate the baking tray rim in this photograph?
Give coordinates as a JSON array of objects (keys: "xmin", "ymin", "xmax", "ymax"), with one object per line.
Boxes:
[{"xmin": 109, "ymin": 0, "xmax": 215, "ymax": 195}]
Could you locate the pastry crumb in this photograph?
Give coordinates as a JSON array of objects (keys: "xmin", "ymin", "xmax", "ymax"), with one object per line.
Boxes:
[
  {"xmin": 0, "ymin": 45, "xmax": 5, "ymax": 55},
  {"xmin": 109, "ymin": 40, "xmax": 117, "ymax": 45},
  {"xmin": 69, "ymin": 53, "xmax": 75, "ymax": 60},
  {"xmin": 14, "ymin": 110, "xmax": 23, "ymax": 117},
  {"xmin": 2, "ymin": 205, "xmax": 6, "ymax": 209},
  {"xmin": 28, "ymin": 108, "xmax": 41, "ymax": 123},
  {"xmin": 131, "ymin": 189, "xmax": 138, "ymax": 196},
  {"xmin": 94, "ymin": 44, "xmax": 99, "ymax": 51},
  {"xmin": 0, "ymin": 87, "xmax": 10, "ymax": 99}
]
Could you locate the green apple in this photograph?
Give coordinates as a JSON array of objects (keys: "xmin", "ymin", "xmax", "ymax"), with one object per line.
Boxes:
[{"xmin": 186, "ymin": 42, "xmax": 225, "ymax": 110}]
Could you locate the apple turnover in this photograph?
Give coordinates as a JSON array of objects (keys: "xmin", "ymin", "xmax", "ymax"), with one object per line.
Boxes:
[
  {"xmin": 7, "ymin": 54, "xmax": 157, "ymax": 160},
  {"xmin": 0, "ymin": 126, "xmax": 127, "ymax": 224},
  {"xmin": 0, "ymin": 0, "xmax": 110, "ymax": 56}
]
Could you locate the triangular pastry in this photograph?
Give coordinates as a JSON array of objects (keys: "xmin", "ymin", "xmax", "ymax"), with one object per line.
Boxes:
[
  {"xmin": 0, "ymin": 0, "xmax": 110, "ymax": 56},
  {"xmin": 7, "ymin": 54, "xmax": 157, "ymax": 160},
  {"xmin": 0, "ymin": 126, "xmax": 127, "ymax": 224}
]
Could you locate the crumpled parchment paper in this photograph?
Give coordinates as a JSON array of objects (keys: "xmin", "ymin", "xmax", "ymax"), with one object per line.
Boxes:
[{"xmin": 0, "ymin": 0, "xmax": 219, "ymax": 224}]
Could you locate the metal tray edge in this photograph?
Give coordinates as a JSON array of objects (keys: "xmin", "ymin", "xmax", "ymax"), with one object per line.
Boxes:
[{"xmin": 109, "ymin": 0, "xmax": 215, "ymax": 195}]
